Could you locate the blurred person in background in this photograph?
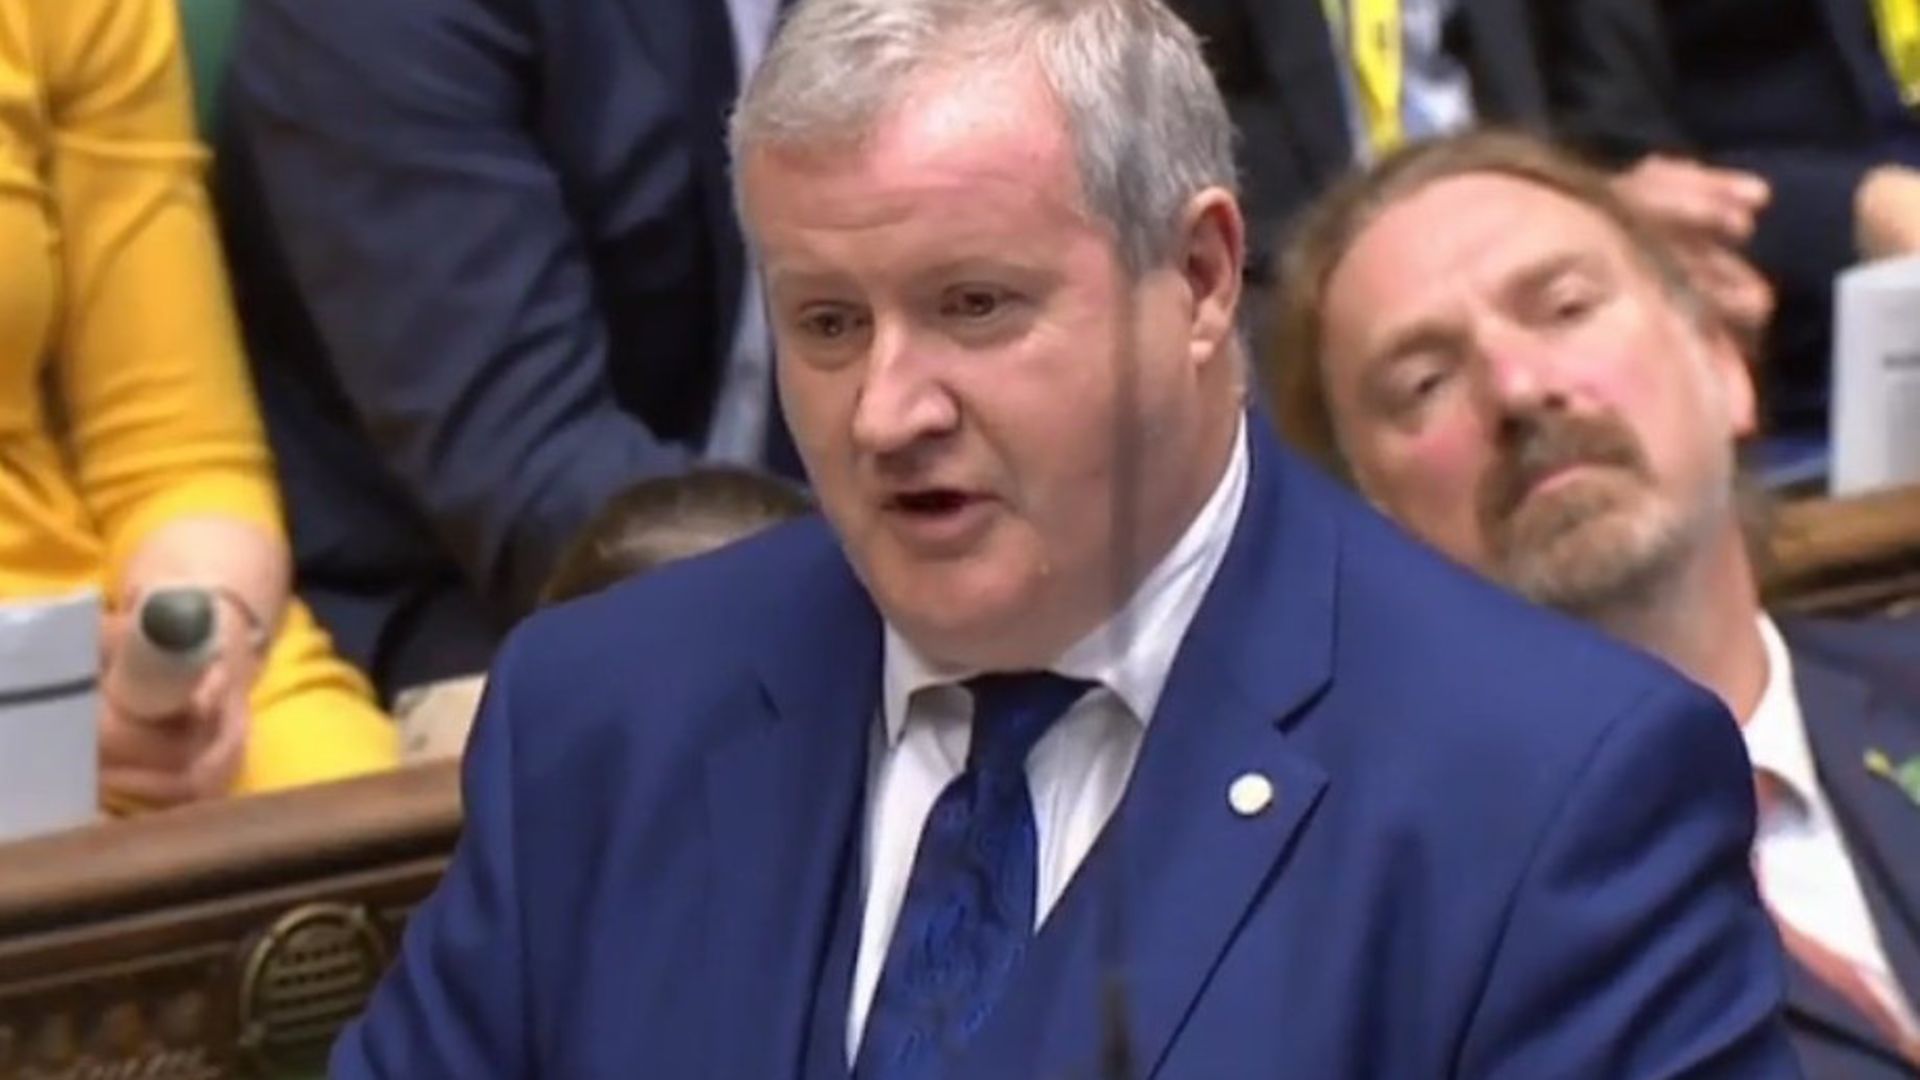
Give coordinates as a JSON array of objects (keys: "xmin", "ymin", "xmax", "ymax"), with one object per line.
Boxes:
[
  {"xmin": 1556, "ymin": 0, "xmax": 1920, "ymax": 440},
  {"xmin": 1166, "ymin": 0, "xmax": 1775, "ymax": 342},
  {"xmin": 1273, "ymin": 129, "xmax": 1920, "ymax": 1076},
  {"xmin": 0, "ymin": 0, "xmax": 396, "ymax": 809},
  {"xmin": 537, "ymin": 466, "xmax": 810, "ymax": 607},
  {"xmin": 214, "ymin": 0, "xmax": 799, "ymax": 706},
  {"xmin": 396, "ymin": 467, "xmax": 810, "ymax": 762}
]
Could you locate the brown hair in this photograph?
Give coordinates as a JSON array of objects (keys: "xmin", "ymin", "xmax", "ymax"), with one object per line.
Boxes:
[
  {"xmin": 1265, "ymin": 128, "xmax": 1708, "ymax": 480},
  {"xmin": 539, "ymin": 467, "xmax": 812, "ymax": 606}
]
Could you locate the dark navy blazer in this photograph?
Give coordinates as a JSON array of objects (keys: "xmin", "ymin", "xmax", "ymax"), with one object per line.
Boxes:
[
  {"xmin": 1561, "ymin": 0, "xmax": 1920, "ymax": 429},
  {"xmin": 1779, "ymin": 615, "xmax": 1920, "ymax": 1078},
  {"xmin": 216, "ymin": 0, "xmax": 745, "ymax": 694}
]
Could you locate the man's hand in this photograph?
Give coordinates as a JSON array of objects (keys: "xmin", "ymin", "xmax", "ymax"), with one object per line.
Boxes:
[
  {"xmin": 1855, "ymin": 165, "xmax": 1920, "ymax": 259},
  {"xmin": 98, "ymin": 597, "xmax": 258, "ymax": 810},
  {"xmin": 1613, "ymin": 155, "xmax": 1771, "ymax": 246},
  {"xmin": 1671, "ymin": 239, "xmax": 1775, "ymax": 344},
  {"xmin": 1611, "ymin": 156, "xmax": 1775, "ymax": 343}
]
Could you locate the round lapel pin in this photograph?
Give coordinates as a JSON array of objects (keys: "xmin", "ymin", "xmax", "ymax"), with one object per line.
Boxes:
[{"xmin": 1228, "ymin": 772, "xmax": 1274, "ymax": 817}]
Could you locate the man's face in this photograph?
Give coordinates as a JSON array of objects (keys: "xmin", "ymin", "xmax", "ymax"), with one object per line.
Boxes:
[
  {"xmin": 1316, "ymin": 173, "xmax": 1756, "ymax": 613},
  {"xmin": 742, "ymin": 61, "xmax": 1240, "ymax": 669}
]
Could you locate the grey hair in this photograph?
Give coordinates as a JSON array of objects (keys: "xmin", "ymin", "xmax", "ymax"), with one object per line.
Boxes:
[{"xmin": 729, "ymin": 0, "xmax": 1239, "ymax": 274}]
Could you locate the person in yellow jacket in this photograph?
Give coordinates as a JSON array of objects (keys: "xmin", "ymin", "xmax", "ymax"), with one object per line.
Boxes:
[{"xmin": 0, "ymin": 0, "xmax": 397, "ymax": 808}]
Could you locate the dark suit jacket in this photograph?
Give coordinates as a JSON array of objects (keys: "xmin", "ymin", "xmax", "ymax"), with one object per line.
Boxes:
[
  {"xmin": 332, "ymin": 416, "xmax": 1798, "ymax": 1078},
  {"xmin": 1558, "ymin": 0, "xmax": 1920, "ymax": 429},
  {"xmin": 1168, "ymin": 0, "xmax": 1668, "ymax": 293},
  {"xmin": 215, "ymin": 0, "xmax": 745, "ymax": 695},
  {"xmin": 1781, "ymin": 615, "xmax": 1920, "ymax": 1077}
]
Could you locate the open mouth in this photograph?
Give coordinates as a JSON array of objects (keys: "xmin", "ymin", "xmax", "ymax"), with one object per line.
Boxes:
[
  {"xmin": 888, "ymin": 489, "xmax": 979, "ymax": 516},
  {"xmin": 880, "ymin": 488, "xmax": 996, "ymax": 550}
]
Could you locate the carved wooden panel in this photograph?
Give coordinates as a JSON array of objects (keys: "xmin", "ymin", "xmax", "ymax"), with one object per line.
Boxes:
[{"xmin": 0, "ymin": 765, "xmax": 460, "ymax": 1079}]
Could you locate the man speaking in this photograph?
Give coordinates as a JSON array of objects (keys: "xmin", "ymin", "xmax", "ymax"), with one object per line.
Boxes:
[{"xmin": 332, "ymin": 0, "xmax": 1798, "ymax": 1075}]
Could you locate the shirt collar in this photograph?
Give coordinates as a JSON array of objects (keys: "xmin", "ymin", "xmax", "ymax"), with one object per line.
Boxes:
[
  {"xmin": 1743, "ymin": 614, "xmax": 1823, "ymax": 815},
  {"xmin": 880, "ymin": 415, "xmax": 1252, "ymax": 746}
]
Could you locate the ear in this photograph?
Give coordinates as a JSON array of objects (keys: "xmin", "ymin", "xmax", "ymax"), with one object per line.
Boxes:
[{"xmin": 1176, "ymin": 187, "xmax": 1246, "ymax": 370}]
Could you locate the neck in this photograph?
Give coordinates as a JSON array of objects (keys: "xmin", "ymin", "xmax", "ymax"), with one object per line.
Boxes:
[
  {"xmin": 1586, "ymin": 521, "xmax": 1769, "ymax": 725},
  {"xmin": 1069, "ymin": 401, "xmax": 1242, "ymax": 665}
]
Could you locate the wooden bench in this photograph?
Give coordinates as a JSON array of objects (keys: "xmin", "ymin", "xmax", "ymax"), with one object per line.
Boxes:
[
  {"xmin": 1766, "ymin": 482, "xmax": 1920, "ymax": 617},
  {"xmin": 0, "ymin": 763, "xmax": 459, "ymax": 1079}
]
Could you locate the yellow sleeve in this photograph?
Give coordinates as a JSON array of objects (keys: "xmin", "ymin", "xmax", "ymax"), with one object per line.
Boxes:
[
  {"xmin": 236, "ymin": 600, "xmax": 401, "ymax": 795},
  {"xmin": 36, "ymin": 0, "xmax": 400, "ymax": 794},
  {"xmin": 38, "ymin": 0, "xmax": 280, "ymax": 584}
]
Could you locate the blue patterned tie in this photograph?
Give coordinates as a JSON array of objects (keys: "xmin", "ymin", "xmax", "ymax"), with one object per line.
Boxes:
[{"xmin": 854, "ymin": 672, "xmax": 1094, "ymax": 1079}]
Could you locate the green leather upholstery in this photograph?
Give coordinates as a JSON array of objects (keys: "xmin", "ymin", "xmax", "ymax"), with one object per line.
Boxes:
[{"xmin": 177, "ymin": 0, "xmax": 239, "ymax": 137}]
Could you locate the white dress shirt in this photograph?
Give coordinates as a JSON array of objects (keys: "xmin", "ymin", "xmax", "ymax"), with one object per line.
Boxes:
[
  {"xmin": 846, "ymin": 418, "xmax": 1251, "ymax": 1060},
  {"xmin": 1747, "ymin": 615, "xmax": 1920, "ymax": 1037},
  {"xmin": 705, "ymin": 0, "xmax": 784, "ymax": 465},
  {"xmin": 721, "ymin": 0, "xmax": 781, "ymax": 83}
]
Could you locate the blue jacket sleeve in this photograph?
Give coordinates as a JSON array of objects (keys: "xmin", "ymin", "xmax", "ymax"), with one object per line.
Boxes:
[
  {"xmin": 1456, "ymin": 678, "xmax": 1803, "ymax": 1078},
  {"xmin": 331, "ymin": 640, "xmax": 530, "ymax": 1078},
  {"xmin": 232, "ymin": 0, "xmax": 693, "ymax": 612}
]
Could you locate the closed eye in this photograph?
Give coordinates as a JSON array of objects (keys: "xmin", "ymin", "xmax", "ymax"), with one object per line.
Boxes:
[
  {"xmin": 1516, "ymin": 260, "xmax": 1610, "ymax": 330},
  {"xmin": 1384, "ymin": 359, "xmax": 1455, "ymax": 416},
  {"xmin": 1547, "ymin": 291, "xmax": 1600, "ymax": 326}
]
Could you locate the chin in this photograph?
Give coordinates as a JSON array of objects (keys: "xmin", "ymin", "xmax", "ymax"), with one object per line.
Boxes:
[
  {"xmin": 1504, "ymin": 506, "xmax": 1686, "ymax": 613},
  {"xmin": 1501, "ymin": 474, "xmax": 1641, "ymax": 559},
  {"xmin": 863, "ymin": 551, "xmax": 1058, "ymax": 668}
]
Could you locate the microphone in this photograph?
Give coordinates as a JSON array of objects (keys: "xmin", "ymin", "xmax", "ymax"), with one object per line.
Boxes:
[{"xmin": 103, "ymin": 586, "xmax": 220, "ymax": 721}]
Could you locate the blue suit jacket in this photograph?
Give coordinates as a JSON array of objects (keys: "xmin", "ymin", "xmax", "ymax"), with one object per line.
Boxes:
[
  {"xmin": 1779, "ymin": 616, "xmax": 1920, "ymax": 1078},
  {"xmin": 214, "ymin": 0, "xmax": 746, "ymax": 694},
  {"xmin": 332, "ymin": 422, "xmax": 1800, "ymax": 1077}
]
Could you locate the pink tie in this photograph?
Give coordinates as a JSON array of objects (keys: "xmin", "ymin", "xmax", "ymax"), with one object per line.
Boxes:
[{"xmin": 1755, "ymin": 772, "xmax": 1920, "ymax": 1065}]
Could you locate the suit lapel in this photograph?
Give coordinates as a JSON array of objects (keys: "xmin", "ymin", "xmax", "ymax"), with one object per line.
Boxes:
[
  {"xmin": 1810, "ymin": 0, "xmax": 1903, "ymax": 115},
  {"xmin": 701, "ymin": 537, "xmax": 880, "ymax": 1079},
  {"xmin": 1786, "ymin": 637, "xmax": 1920, "ymax": 1056},
  {"xmin": 1240, "ymin": 0, "xmax": 1355, "ymax": 188},
  {"xmin": 1782, "ymin": 954, "xmax": 1907, "ymax": 1063},
  {"xmin": 956, "ymin": 420, "xmax": 1338, "ymax": 1078},
  {"xmin": 692, "ymin": 0, "xmax": 747, "ymax": 418},
  {"xmin": 617, "ymin": 0, "xmax": 744, "ymax": 434},
  {"xmin": 1459, "ymin": 0, "xmax": 1548, "ymax": 122}
]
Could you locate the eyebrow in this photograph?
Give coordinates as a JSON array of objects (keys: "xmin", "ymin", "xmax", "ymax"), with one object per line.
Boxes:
[
  {"xmin": 765, "ymin": 267, "xmax": 854, "ymax": 296},
  {"xmin": 1364, "ymin": 250, "xmax": 1599, "ymax": 368},
  {"xmin": 1498, "ymin": 250, "xmax": 1600, "ymax": 308},
  {"xmin": 910, "ymin": 256, "xmax": 1042, "ymax": 286}
]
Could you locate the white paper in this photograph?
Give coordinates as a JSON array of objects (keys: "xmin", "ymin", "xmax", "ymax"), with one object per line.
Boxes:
[
  {"xmin": 1830, "ymin": 254, "xmax": 1920, "ymax": 495},
  {"xmin": 0, "ymin": 590, "xmax": 99, "ymax": 842}
]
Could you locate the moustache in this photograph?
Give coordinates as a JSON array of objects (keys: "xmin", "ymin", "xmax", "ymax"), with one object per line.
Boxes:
[{"xmin": 1478, "ymin": 410, "xmax": 1647, "ymax": 529}]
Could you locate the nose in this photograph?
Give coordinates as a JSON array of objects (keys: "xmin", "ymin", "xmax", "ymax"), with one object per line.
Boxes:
[
  {"xmin": 850, "ymin": 326, "xmax": 960, "ymax": 458},
  {"xmin": 1476, "ymin": 322, "xmax": 1569, "ymax": 418}
]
